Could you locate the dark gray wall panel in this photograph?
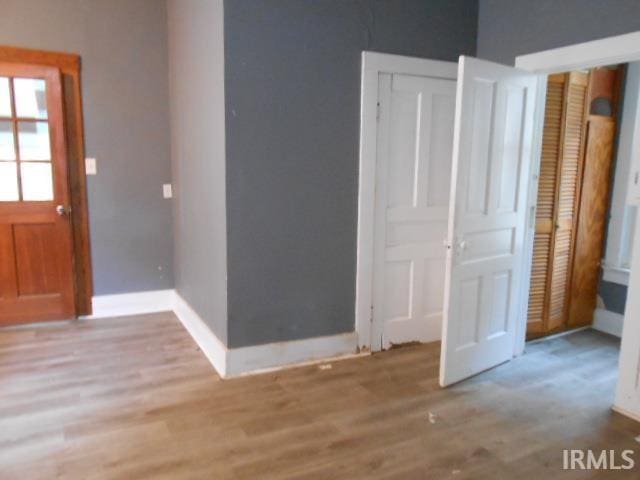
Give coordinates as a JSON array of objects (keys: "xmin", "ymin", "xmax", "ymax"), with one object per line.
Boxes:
[
  {"xmin": 0, "ymin": 0, "xmax": 174, "ymax": 294},
  {"xmin": 599, "ymin": 280, "xmax": 628, "ymax": 315},
  {"xmin": 478, "ymin": 0, "xmax": 640, "ymax": 64},
  {"xmin": 224, "ymin": 0, "xmax": 478, "ymax": 347}
]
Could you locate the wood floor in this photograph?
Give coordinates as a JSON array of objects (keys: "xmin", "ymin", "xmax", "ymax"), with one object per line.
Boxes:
[{"xmin": 1, "ymin": 313, "xmax": 638, "ymax": 479}]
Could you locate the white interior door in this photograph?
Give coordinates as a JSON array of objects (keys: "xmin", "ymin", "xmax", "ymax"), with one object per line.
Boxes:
[
  {"xmin": 440, "ymin": 57, "xmax": 538, "ymax": 386},
  {"xmin": 373, "ymin": 72, "xmax": 456, "ymax": 350}
]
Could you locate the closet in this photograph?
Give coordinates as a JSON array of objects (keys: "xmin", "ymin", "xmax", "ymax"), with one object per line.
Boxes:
[{"xmin": 527, "ymin": 66, "xmax": 623, "ymax": 338}]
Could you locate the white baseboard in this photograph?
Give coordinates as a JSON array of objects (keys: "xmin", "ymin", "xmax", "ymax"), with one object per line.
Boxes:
[
  {"xmin": 612, "ymin": 404, "xmax": 640, "ymax": 424},
  {"xmin": 85, "ymin": 289, "xmax": 174, "ymax": 319},
  {"xmin": 593, "ymin": 308, "xmax": 624, "ymax": 337},
  {"xmin": 172, "ymin": 292, "xmax": 227, "ymax": 376},
  {"xmin": 226, "ymin": 332, "xmax": 360, "ymax": 377},
  {"xmin": 83, "ymin": 289, "xmax": 362, "ymax": 378},
  {"xmin": 172, "ymin": 292, "xmax": 360, "ymax": 377}
]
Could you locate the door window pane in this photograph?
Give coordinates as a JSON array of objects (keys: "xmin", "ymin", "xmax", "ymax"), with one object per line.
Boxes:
[
  {"xmin": 0, "ymin": 121, "xmax": 15, "ymax": 160},
  {"xmin": 0, "ymin": 77, "xmax": 10, "ymax": 117},
  {"xmin": 21, "ymin": 162, "xmax": 53, "ymax": 201},
  {"xmin": 18, "ymin": 121, "xmax": 50, "ymax": 160},
  {"xmin": 14, "ymin": 78, "xmax": 47, "ymax": 119},
  {"xmin": 0, "ymin": 162, "xmax": 19, "ymax": 201}
]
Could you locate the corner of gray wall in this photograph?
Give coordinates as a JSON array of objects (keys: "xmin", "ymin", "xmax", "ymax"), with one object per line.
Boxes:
[{"xmin": 167, "ymin": 0, "xmax": 228, "ymax": 343}]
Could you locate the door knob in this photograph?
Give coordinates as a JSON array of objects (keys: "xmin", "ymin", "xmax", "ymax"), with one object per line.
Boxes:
[{"xmin": 56, "ymin": 205, "xmax": 70, "ymax": 216}]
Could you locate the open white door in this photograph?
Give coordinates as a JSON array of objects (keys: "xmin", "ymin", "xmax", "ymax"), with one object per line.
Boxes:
[{"xmin": 440, "ymin": 56, "xmax": 538, "ymax": 387}]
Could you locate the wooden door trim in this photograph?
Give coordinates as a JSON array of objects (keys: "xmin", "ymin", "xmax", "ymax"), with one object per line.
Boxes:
[{"xmin": 0, "ymin": 45, "xmax": 92, "ymax": 315}]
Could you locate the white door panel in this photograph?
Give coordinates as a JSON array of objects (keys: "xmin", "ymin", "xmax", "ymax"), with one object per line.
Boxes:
[
  {"xmin": 372, "ymin": 73, "xmax": 456, "ymax": 350},
  {"xmin": 440, "ymin": 57, "xmax": 538, "ymax": 386}
]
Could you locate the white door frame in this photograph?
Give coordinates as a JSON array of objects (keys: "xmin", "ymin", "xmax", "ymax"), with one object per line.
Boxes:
[
  {"xmin": 356, "ymin": 52, "xmax": 457, "ymax": 351},
  {"xmin": 514, "ymin": 31, "xmax": 640, "ymax": 421}
]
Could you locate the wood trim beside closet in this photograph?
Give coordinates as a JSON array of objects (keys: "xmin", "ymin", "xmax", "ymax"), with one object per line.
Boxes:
[{"xmin": 568, "ymin": 116, "xmax": 616, "ymax": 327}]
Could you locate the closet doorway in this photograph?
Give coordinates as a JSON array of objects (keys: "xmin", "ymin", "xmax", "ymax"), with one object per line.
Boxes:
[{"xmin": 527, "ymin": 65, "xmax": 625, "ymax": 338}]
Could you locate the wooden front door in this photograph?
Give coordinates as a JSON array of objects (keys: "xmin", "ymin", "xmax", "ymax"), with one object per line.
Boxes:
[{"xmin": 0, "ymin": 63, "xmax": 75, "ymax": 324}]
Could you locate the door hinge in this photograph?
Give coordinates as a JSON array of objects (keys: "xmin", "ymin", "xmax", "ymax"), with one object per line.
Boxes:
[
  {"xmin": 370, "ymin": 304, "xmax": 374, "ymax": 323},
  {"xmin": 376, "ymin": 102, "xmax": 381, "ymax": 121}
]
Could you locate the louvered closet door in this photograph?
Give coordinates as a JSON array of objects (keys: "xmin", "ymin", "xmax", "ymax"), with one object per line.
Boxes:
[
  {"xmin": 527, "ymin": 72, "xmax": 588, "ymax": 336},
  {"xmin": 548, "ymin": 72, "xmax": 588, "ymax": 331},
  {"xmin": 527, "ymin": 74, "xmax": 565, "ymax": 335}
]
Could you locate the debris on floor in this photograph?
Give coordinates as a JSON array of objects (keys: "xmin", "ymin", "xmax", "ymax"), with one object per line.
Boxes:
[{"xmin": 318, "ymin": 363, "xmax": 332, "ymax": 370}]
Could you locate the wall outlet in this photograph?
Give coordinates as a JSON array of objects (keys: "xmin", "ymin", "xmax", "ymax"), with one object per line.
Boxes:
[
  {"xmin": 85, "ymin": 157, "xmax": 97, "ymax": 175},
  {"xmin": 163, "ymin": 183, "xmax": 173, "ymax": 199}
]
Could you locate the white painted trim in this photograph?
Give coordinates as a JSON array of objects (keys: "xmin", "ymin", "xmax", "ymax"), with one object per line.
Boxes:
[
  {"xmin": 515, "ymin": 73, "xmax": 548, "ymax": 358},
  {"xmin": 362, "ymin": 51, "xmax": 459, "ymax": 79},
  {"xmin": 603, "ymin": 62, "xmax": 639, "ymax": 283},
  {"xmin": 85, "ymin": 289, "xmax": 174, "ymax": 319},
  {"xmin": 356, "ymin": 51, "xmax": 457, "ymax": 352},
  {"xmin": 612, "ymin": 404, "xmax": 640, "ymax": 424},
  {"xmin": 172, "ymin": 292, "xmax": 227, "ymax": 376},
  {"xmin": 602, "ymin": 265, "xmax": 631, "ymax": 286},
  {"xmin": 515, "ymin": 31, "xmax": 640, "ymax": 73},
  {"xmin": 172, "ymin": 293, "xmax": 361, "ymax": 378},
  {"xmin": 226, "ymin": 332, "xmax": 361, "ymax": 377},
  {"xmin": 615, "ymin": 218, "xmax": 640, "ymax": 416},
  {"xmin": 593, "ymin": 308, "xmax": 624, "ymax": 338}
]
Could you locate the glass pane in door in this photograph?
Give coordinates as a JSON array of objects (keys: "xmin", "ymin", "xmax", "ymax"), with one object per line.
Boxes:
[
  {"xmin": 0, "ymin": 121, "xmax": 15, "ymax": 160},
  {"xmin": 20, "ymin": 162, "xmax": 53, "ymax": 201},
  {"xmin": 0, "ymin": 162, "xmax": 19, "ymax": 201},
  {"xmin": 0, "ymin": 77, "xmax": 11, "ymax": 117},
  {"xmin": 14, "ymin": 78, "xmax": 47, "ymax": 119},
  {"xmin": 18, "ymin": 121, "xmax": 51, "ymax": 160}
]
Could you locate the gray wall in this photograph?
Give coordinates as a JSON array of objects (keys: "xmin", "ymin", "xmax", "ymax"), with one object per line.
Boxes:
[
  {"xmin": 167, "ymin": 0, "xmax": 228, "ymax": 342},
  {"xmin": 477, "ymin": 0, "xmax": 640, "ymax": 65},
  {"xmin": 224, "ymin": 0, "xmax": 478, "ymax": 348},
  {"xmin": 0, "ymin": 0, "xmax": 174, "ymax": 295},
  {"xmin": 477, "ymin": 0, "xmax": 640, "ymax": 315}
]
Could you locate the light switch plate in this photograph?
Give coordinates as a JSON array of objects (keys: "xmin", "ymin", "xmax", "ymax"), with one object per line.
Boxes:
[
  {"xmin": 163, "ymin": 183, "xmax": 173, "ymax": 199},
  {"xmin": 85, "ymin": 157, "xmax": 97, "ymax": 175}
]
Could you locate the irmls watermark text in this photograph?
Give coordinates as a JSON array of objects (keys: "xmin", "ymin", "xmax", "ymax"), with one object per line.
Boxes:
[{"xmin": 563, "ymin": 449, "xmax": 635, "ymax": 470}]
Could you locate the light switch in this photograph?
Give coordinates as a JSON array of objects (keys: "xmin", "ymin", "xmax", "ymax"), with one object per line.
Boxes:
[
  {"xmin": 85, "ymin": 157, "xmax": 97, "ymax": 175},
  {"xmin": 163, "ymin": 183, "xmax": 173, "ymax": 199}
]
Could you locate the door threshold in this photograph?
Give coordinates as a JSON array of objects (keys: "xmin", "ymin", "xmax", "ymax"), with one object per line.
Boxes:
[{"xmin": 526, "ymin": 326, "xmax": 590, "ymax": 344}]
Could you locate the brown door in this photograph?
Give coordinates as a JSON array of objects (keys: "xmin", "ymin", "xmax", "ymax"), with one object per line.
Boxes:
[
  {"xmin": 568, "ymin": 116, "xmax": 616, "ymax": 327},
  {"xmin": 0, "ymin": 62, "xmax": 75, "ymax": 325}
]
